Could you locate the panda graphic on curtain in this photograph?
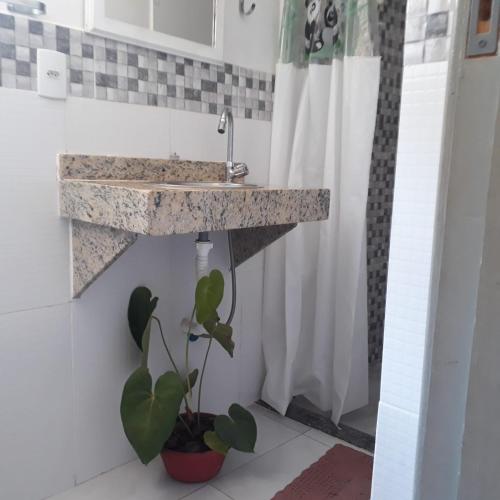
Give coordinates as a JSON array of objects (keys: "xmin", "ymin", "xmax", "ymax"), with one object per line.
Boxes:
[{"xmin": 304, "ymin": 0, "xmax": 340, "ymax": 55}]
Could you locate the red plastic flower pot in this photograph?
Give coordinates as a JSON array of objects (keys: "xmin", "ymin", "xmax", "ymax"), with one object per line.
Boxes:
[{"xmin": 161, "ymin": 448, "xmax": 226, "ymax": 483}]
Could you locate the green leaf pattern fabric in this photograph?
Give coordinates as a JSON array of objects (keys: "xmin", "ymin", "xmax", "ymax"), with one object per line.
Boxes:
[{"xmin": 280, "ymin": 0, "xmax": 378, "ymax": 65}]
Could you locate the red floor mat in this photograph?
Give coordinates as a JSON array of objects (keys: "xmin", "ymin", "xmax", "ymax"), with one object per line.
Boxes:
[{"xmin": 272, "ymin": 444, "xmax": 373, "ymax": 499}]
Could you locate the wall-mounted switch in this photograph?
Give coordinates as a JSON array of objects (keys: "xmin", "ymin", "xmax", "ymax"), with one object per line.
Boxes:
[
  {"xmin": 467, "ymin": 0, "xmax": 500, "ymax": 57},
  {"xmin": 37, "ymin": 49, "xmax": 67, "ymax": 99}
]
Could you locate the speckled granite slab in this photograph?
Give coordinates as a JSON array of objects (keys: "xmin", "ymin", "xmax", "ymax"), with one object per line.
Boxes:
[
  {"xmin": 58, "ymin": 154, "xmax": 227, "ymax": 182},
  {"xmin": 72, "ymin": 220, "xmax": 137, "ymax": 297},
  {"xmin": 60, "ymin": 180, "xmax": 329, "ymax": 236},
  {"xmin": 59, "ymin": 154, "xmax": 330, "ymax": 297},
  {"xmin": 231, "ymin": 224, "xmax": 297, "ymax": 267}
]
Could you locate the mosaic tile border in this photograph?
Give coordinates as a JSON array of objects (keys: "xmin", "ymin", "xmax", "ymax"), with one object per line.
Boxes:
[
  {"xmin": 0, "ymin": 13, "xmax": 274, "ymax": 121},
  {"xmin": 404, "ymin": 0, "xmax": 454, "ymax": 65},
  {"xmin": 366, "ymin": 0, "xmax": 407, "ymax": 364}
]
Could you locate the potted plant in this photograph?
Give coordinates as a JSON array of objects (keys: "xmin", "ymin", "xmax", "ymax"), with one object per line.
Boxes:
[{"xmin": 120, "ymin": 269, "xmax": 257, "ymax": 483}]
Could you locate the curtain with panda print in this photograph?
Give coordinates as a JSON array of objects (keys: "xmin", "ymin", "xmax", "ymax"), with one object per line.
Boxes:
[{"xmin": 261, "ymin": 0, "xmax": 381, "ymax": 423}]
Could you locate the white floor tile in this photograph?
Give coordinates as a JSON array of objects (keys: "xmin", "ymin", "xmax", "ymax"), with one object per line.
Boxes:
[
  {"xmin": 182, "ymin": 485, "xmax": 231, "ymax": 500},
  {"xmin": 305, "ymin": 429, "xmax": 373, "ymax": 456},
  {"xmin": 303, "ymin": 428, "xmax": 341, "ymax": 448},
  {"xmin": 212, "ymin": 435, "xmax": 328, "ymax": 500},
  {"xmin": 50, "ymin": 458, "xmax": 200, "ymax": 500},
  {"xmin": 249, "ymin": 403, "xmax": 311, "ymax": 434},
  {"xmin": 218, "ymin": 405, "xmax": 301, "ymax": 476},
  {"xmin": 340, "ymin": 363, "xmax": 380, "ymax": 436},
  {"xmin": 341, "ymin": 404, "xmax": 378, "ymax": 436}
]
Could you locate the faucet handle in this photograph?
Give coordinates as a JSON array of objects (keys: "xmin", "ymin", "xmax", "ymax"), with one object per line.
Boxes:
[{"xmin": 231, "ymin": 163, "xmax": 249, "ymax": 179}]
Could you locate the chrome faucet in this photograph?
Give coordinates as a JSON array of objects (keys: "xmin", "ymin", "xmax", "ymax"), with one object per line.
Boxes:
[{"xmin": 218, "ymin": 108, "xmax": 249, "ymax": 183}]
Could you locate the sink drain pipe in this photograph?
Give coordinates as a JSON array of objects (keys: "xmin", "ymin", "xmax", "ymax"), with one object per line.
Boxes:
[
  {"xmin": 195, "ymin": 231, "xmax": 237, "ymax": 326},
  {"xmin": 195, "ymin": 232, "xmax": 213, "ymax": 280}
]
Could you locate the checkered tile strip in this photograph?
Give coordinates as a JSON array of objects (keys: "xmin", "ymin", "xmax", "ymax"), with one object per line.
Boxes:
[
  {"xmin": 403, "ymin": 0, "xmax": 453, "ymax": 65},
  {"xmin": 0, "ymin": 14, "xmax": 274, "ymax": 121},
  {"xmin": 366, "ymin": 0, "xmax": 407, "ymax": 364}
]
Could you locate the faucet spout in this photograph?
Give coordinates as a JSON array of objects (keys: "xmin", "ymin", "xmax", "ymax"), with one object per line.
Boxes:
[{"xmin": 218, "ymin": 108, "xmax": 234, "ymax": 181}]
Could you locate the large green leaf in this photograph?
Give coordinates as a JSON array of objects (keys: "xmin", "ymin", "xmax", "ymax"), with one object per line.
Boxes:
[
  {"xmin": 120, "ymin": 367, "xmax": 184, "ymax": 464},
  {"xmin": 195, "ymin": 270, "xmax": 224, "ymax": 324},
  {"xmin": 204, "ymin": 431, "xmax": 230, "ymax": 455},
  {"xmin": 214, "ymin": 404, "xmax": 257, "ymax": 453},
  {"xmin": 128, "ymin": 287, "xmax": 158, "ymax": 351},
  {"xmin": 204, "ymin": 322, "xmax": 234, "ymax": 357},
  {"xmin": 183, "ymin": 369, "xmax": 199, "ymax": 394}
]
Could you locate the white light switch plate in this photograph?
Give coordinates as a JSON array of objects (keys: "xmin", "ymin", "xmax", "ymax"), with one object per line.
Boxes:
[{"xmin": 37, "ymin": 49, "xmax": 67, "ymax": 99}]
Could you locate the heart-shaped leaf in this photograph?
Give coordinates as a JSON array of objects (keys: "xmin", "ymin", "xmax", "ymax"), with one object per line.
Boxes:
[
  {"xmin": 183, "ymin": 369, "xmax": 199, "ymax": 394},
  {"xmin": 195, "ymin": 270, "xmax": 224, "ymax": 324},
  {"xmin": 204, "ymin": 431, "xmax": 230, "ymax": 455},
  {"xmin": 214, "ymin": 404, "xmax": 257, "ymax": 453},
  {"xmin": 204, "ymin": 322, "xmax": 234, "ymax": 357},
  {"xmin": 128, "ymin": 287, "xmax": 158, "ymax": 351},
  {"xmin": 120, "ymin": 367, "xmax": 184, "ymax": 464}
]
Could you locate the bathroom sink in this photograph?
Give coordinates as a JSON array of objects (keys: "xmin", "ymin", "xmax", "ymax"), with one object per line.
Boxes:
[{"xmin": 150, "ymin": 181, "xmax": 263, "ymax": 190}]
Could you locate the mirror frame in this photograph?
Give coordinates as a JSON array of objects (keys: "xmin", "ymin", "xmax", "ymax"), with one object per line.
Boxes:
[{"xmin": 85, "ymin": 0, "xmax": 225, "ymax": 62}]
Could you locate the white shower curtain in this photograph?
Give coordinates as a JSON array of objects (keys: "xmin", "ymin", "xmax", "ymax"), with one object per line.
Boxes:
[{"xmin": 262, "ymin": 0, "xmax": 380, "ymax": 423}]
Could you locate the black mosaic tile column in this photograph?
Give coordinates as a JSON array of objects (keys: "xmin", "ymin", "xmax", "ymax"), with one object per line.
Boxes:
[{"xmin": 366, "ymin": 0, "xmax": 407, "ymax": 364}]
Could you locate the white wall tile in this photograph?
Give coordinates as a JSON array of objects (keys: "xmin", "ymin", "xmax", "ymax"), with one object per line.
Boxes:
[
  {"xmin": 223, "ymin": 0, "xmax": 280, "ymax": 73},
  {"xmin": 64, "ymin": 100, "xmax": 272, "ymax": 484},
  {"xmin": 65, "ymin": 97, "xmax": 172, "ymax": 157},
  {"xmin": 380, "ymin": 62, "xmax": 447, "ymax": 412},
  {"xmin": 170, "ymin": 109, "xmax": 226, "ymax": 161},
  {"xmin": 374, "ymin": 61, "xmax": 449, "ymax": 496},
  {"xmin": 237, "ymin": 253, "xmax": 266, "ymax": 405},
  {"xmin": 169, "ymin": 109, "xmax": 273, "ymax": 186},
  {"xmin": 0, "ymin": 88, "xmax": 70, "ymax": 314},
  {"xmin": 164, "ymin": 232, "xmax": 261, "ymax": 416},
  {"xmin": 1, "ymin": 43, "xmax": 273, "ymax": 500},
  {"xmin": 372, "ymin": 402, "xmax": 419, "ymax": 500},
  {"xmin": 71, "ymin": 236, "xmax": 173, "ymax": 483},
  {"xmin": 71, "ymin": 232, "xmax": 268, "ymax": 484},
  {"xmin": 404, "ymin": 41, "xmax": 425, "ymax": 65},
  {"xmin": 424, "ymin": 56, "xmax": 500, "ymax": 500},
  {"xmin": 0, "ymin": 303, "xmax": 74, "ymax": 500},
  {"xmin": 459, "ymin": 102, "xmax": 500, "ymax": 497},
  {"xmin": 428, "ymin": 0, "xmax": 451, "ymax": 14}
]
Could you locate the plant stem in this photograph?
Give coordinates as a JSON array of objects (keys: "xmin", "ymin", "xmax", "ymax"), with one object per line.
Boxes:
[
  {"xmin": 152, "ymin": 316, "xmax": 180, "ymax": 374},
  {"xmin": 185, "ymin": 306, "xmax": 196, "ymax": 403},
  {"xmin": 178, "ymin": 414, "xmax": 194, "ymax": 437},
  {"xmin": 152, "ymin": 315, "xmax": 190, "ymax": 411},
  {"xmin": 197, "ymin": 336, "xmax": 213, "ymax": 426}
]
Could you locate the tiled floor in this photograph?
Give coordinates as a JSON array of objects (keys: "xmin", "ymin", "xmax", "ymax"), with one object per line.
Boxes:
[
  {"xmin": 340, "ymin": 364, "xmax": 381, "ymax": 436},
  {"xmin": 49, "ymin": 404, "xmax": 371, "ymax": 500}
]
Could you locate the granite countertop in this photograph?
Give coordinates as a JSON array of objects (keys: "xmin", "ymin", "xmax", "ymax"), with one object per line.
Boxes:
[{"xmin": 59, "ymin": 155, "xmax": 330, "ymax": 236}]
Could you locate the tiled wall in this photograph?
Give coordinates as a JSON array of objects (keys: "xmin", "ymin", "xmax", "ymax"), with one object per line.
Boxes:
[
  {"xmin": 367, "ymin": 0, "xmax": 455, "ymax": 363},
  {"xmin": 404, "ymin": 0, "xmax": 454, "ymax": 65},
  {"xmin": 372, "ymin": 61, "xmax": 449, "ymax": 499},
  {"xmin": 0, "ymin": 13, "xmax": 274, "ymax": 120},
  {"xmin": 366, "ymin": 0, "xmax": 407, "ymax": 364},
  {"xmin": 0, "ymin": 85, "xmax": 273, "ymax": 500}
]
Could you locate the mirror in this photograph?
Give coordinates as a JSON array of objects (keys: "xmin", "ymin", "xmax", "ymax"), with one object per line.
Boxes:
[
  {"xmin": 105, "ymin": 0, "xmax": 216, "ymax": 46},
  {"xmin": 85, "ymin": 0, "xmax": 224, "ymax": 61}
]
